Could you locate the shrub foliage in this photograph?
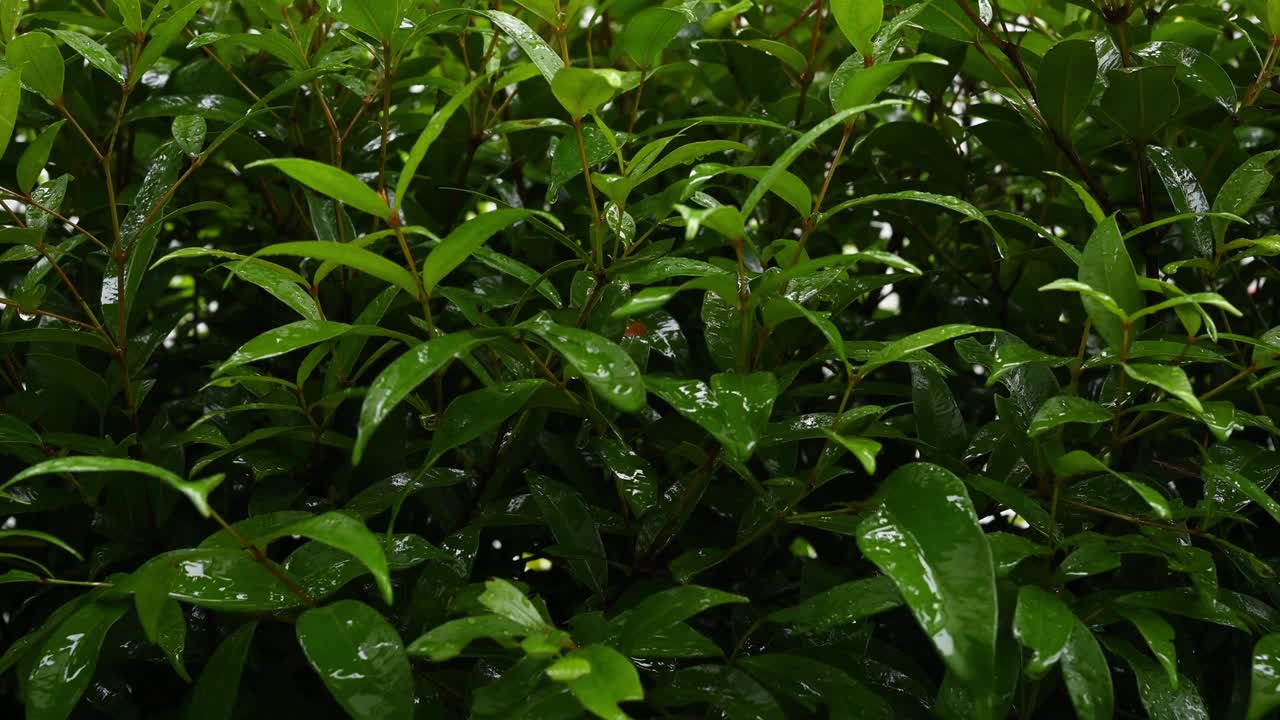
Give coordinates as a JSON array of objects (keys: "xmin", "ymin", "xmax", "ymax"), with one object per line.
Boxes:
[{"xmin": 2, "ymin": 0, "xmax": 1280, "ymax": 717}]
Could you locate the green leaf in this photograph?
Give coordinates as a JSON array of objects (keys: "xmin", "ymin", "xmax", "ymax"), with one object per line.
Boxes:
[
  {"xmin": 188, "ymin": 622, "xmax": 257, "ymax": 720},
  {"xmin": 248, "ymin": 159, "xmax": 390, "ymax": 220},
  {"xmin": 911, "ymin": 365, "xmax": 967, "ymax": 458},
  {"xmin": 738, "ymin": 654, "xmax": 893, "ymax": 720},
  {"xmin": 767, "ymin": 575, "xmax": 901, "ymax": 632},
  {"xmin": 137, "ymin": 548, "xmax": 302, "ymax": 611},
  {"xmin": 511, "ymin": 0, "xmax": 559, "ymax": 24},
  {"xmin": 254, "ymin": 241, "xmax": 418, "ymax": 297},
  {"xmin": 1204, "ymin": 463, "xmax": 1280, "ymax": 527},
  {"xmin": 554, "ymin": 645, "xmax": 644, "ymax": 720},
  {"xmin": 1061, "ymin": 624, "xmax": 1116, "ymax": 720},
  {"xmin": 355, "ymin": 333, "xmax": 493, "ymax": 463},
  {"xmin": 615, "ymin": 585, "xmax": 747, "ymax": 654},
  {"xmin": 216, "ymin": 319, "xmax": 352, "ymax": 375},
  {"xmin": 856, "ymin": 463, "xmax": 997, "ymax": 715},
  {"xmin": 1038, "ymin": 39, "xmax": 1097, "ymax": 135},
  {"xmin": 831, "ymin": 0, "xmax": 883, "ymax": 58},
  {"xmin": 1103, "ymin": 635, "xmax": 1201, "ymax": 720},
  {"xmin": 741, "ymin": 102, "xmax": 897, "ymax": 217},
  {"xmin": 1099, "ymin": 66, "xmax": 1180, "ymax": 141},
  {"xmin": 1012, "ymin": 586, "xmax": 1075, "ymax": 678},
  {"xmin": 1079, "ymin": 215, "xmax": 1143, "ymax": 350},
  {"xmin": 133, "ymin": 0, "xmax": 204, "ymax": 84},
  {"xmin": 646, "ymin": 372, "xmax": 778, "ymax": 462},
  {"xmin": 1211, "ymin": 150, "xmax": 1280, "ymax": 248},
  {"xmin": 24, "ymin": 599, "xmax": 130, "ymax": 720},
  {"xmin": 16, "ymin": 120, "xmax": 63, "ymax": 194},
  {"xmin": 622, "ymin": 7, "xmax": 689, "ymax": 68},
  {"xmin": 326, "ymin": 0, "xmax": 402, "ymax": 41},
  {"xmin": 109, "ymin": 0, "xmax": 143, "ymax": 32},
  {"xmin": 0, "ymin": 528, "xmax": 81, "ymax": 559},
  {"xmin": 1135, "ymin": 41, "xmax": 1236, "ymax": 112},
  {"xmin": 1054, "ymin": 451, "xmax": 1172, "ymax": 519},
  {"xmin": 1249, "ymin": 634, "xmax": 1280, "ymax": 720},
  {"xmin": 407, "ymin": 614, "xmax": 526, "ymax": 660},
  {"xmin": 0, "ymin": 67, "xmax": 21, "ymax": 162},
  {"xmin": 51, "ymin": 29, "xmax": 124, "ymax": 84},
  {"xmin": 485, "ymin": 10, "xmax": 564, "ymax": 84},
  {"xmin": 833, "ymin": 55, "xmax": 944, "ymax": 110},
  {"xmin": 1027, "ymin": 396, "xmax": 1112, "ymax": 437},
  {"xmin": 528, "ymin": 473, "xmax": 608, "ymax": 594},
  {"xmin": 7, "ymin": 32, "xmax": 64, "ymax": 101},
  {"xmin": 858, "ymin": 324, "xmax": 995, "ymax": 377},
  {"xmin": 297, "ymin": 600, "xmax": 413, "ymax": 720},
  {"xmin": 1116, "ymin": 606, "xmax": 1179, "ymax": 691},
  {"xmin": 551, "ymin": 67, "xmax": 635, "ymax": 119},
  {"xmin": 262, "ymin": 512, "xmax": 393, "ymax": 604},
  {"xmin": 1123, "ymin": 363, "xmax": 1202, "ymax": 413},
  {"xmin": 429, "ymin": 379, "xmax": 546, "ymax": 465},
  {"xmin": 825, "ymin": 431, "xmax": 882, "ymax": 474},
  {"xmin": 395, "ymin": 73, "xmax": 487, "ymax": 209},
  {"xmin": 1, "ymin": 457, "xmax": 223, "ymax": 517},
  {"xmin": 423, "ymin": 209, "xmax": 557, "ymax": 293},
  {"xmin": 172, "ymin": 114, "xmax": 206, "ymax": 157},
  {"xmin": 1147, "ymin": 147, "xmax": 1216, "ymax": 258},
  {"xmin": 479, "ymin": 578, "xmax": 552, "ymax": 631},
  {"xmin": 522, "ymin": 314, "xmax": 646, "ymax": 412}
]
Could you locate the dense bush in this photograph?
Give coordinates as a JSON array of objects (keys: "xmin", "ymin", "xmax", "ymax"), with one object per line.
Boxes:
[{"xmin": 2, "ymin": 0, "xmax": 1280, "ymax": 717}]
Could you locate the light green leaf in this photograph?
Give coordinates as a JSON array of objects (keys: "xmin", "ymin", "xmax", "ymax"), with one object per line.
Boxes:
[
  {"xmin": 0, "ymin": 67, "xmax": 21, "ymax": 161},
  {"xmin": 422, "ymin": 209, "xmax": 557, "ymax": 294},
  {"xmin": 254, "ymin": 241, "xmax": 418, "ymax": 297},
  {"xmin": 552, "ymin": 67, "xmax": 636, "ymax": 119},
  {"xmin": 248, "ymin": 159, "xmax": 390, "ymax": 220},
  {"xmin": 216, "ymin": 319, "xmax": 351, "ymax": 375},
  {"xmin": 831, "ymin": 0, "xmax": 883, "ymax": 58},
  {"xmin": 479, "ymin": 578, "xmax": 551, "ymax": 631},
  {"xmin": 556, "ymin": 645, "xmax": 644, "ymax": 720},
  {"xmin": 1079, "ymin": 215, "xmax": 1143, "ymax": 350},
  {"xmin": 1123, "ymin": 363, "xmax": 1202, "ymax": 413},
  {"xmin": 109, "ymin": 0, "xmax": 143, "ymax": 32},
  {"xmin": 407, "ymin": 614, "xmax": 525, "ymax": 660},
  {"xmin": 325, "ymin": 0, "xmax": 402, "ymax": 41},
  {"xmin": 7, "ymin": 32, "xmax": 63, "ymax": 101},
  {"xmin": 833, "ymin": 55, "xmax": 945, "ymax": 110},
  {"xmin": 51, "ymin": 29, "xmax": 124, "ymax": 84},
  {"xmin": 622, "ymin": 7, "xmax": 689, "ymax": 68}
]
